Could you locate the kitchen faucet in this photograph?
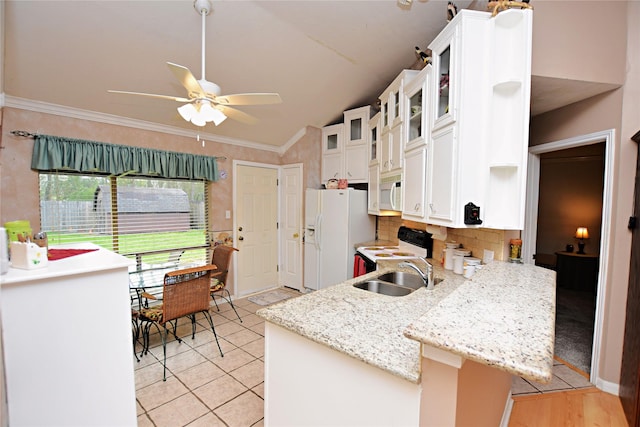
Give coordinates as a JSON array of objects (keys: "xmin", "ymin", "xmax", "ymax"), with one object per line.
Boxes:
[{"xmin": 398, "ymin": 257, "xmax": 435, "ymax": 290}]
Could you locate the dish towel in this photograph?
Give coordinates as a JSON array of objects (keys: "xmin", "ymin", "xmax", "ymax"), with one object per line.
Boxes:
[
  {"xmin": 353, "ymin": 254, "xmax": 367, "ymax": 278},
  {"xmin": 48, "ymin": 248, "xmax": 98, "ymax": 261}
]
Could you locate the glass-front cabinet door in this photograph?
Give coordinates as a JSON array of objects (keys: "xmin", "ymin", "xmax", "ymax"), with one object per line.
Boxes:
[
  {"xmin": 382, "ymin": 100, "xmax": 389, "ymax": 129},
  {"xmin": 343, "ymin": 106, "xmax": 370, "ymax": 146},
  {"xmin": 404, "ymin": 65, "xmax": 430, "ymax": 151},
  {"xmin": 436, "ymin": 46, "xmax": 451, "ymax": 120},
  {"xmin": 322, "ymin": 123, "xmax": 343, "ymax": 154},
  {"xmin": 408, "ymin": 90, "xmax": 422, "ymax": 141},
  {"xmin": 369, "ymin": 113, "xmax": 380, "ymax": 164},
  {"xmin": 392, "ymin": 90, "xmax": 401, "ymax": 127},
  {"xmin": 429, "ymin": 21, "xmax": 457, "ymax": 131}
]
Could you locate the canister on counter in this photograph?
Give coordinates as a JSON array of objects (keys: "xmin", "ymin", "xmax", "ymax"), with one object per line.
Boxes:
[
  {"xmin": 452, "ymin": 249, "xmax": 471, "ymax": 274},
  {"xmin": 463, "ymin": 257, "xmax": 482, "ymax": 279},
  {"xmin": 443, "ymin": 242, "xmax": 459, "ymax": 270},
  {"xmin": 509, "ymin": 239, "xmax": 523, "ymax": 263}
]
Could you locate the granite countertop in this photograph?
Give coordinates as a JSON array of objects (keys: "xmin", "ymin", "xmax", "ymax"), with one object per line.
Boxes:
[
  {"xmin": 404, "ymin": 262, "xmax": 556, "ymax": 383},
  {"xmin": 257, "ymin": 260, "xmax": 555, "ymax": 384}
]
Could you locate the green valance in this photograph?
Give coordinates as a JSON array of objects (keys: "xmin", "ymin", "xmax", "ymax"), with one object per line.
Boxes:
[{"xmin": 31, "ymin": 134, "xmax": 218, "ymax": 182}]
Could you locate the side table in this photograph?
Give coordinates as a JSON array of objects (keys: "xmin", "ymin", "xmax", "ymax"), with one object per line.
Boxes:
[{"xmin": 555, "ymin": 251, "xmax": 599, "ymax": 292}]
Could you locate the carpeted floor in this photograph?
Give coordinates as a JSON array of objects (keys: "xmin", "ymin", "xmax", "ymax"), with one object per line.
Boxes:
[{"xmin": 554, "ymin": 287, "xmax": 596, "ymax": 374}]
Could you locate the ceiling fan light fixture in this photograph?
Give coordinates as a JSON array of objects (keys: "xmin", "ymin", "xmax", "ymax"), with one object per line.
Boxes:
[
  {"xmin": 200, "ymin": 101, "xmax": 227, "ymax": 126},
  {"xmin": 178, "ymin": 101, "xmax": 227, "ymax": 127}
]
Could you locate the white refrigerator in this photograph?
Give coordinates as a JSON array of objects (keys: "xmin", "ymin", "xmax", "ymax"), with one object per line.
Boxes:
[{"xmin": 304, "ymin": 188, "xmax": 375, "ymax": 290}]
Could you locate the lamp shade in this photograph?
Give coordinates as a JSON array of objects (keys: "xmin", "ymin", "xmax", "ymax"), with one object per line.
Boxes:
[{"xmin": 575, "ymin": 227, "xmax": 589, "ymax": 240}]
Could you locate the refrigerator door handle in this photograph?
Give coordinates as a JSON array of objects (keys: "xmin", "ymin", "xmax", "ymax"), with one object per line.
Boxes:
[{"xmin": 315, "ymin": 214, "xmax": 322, "ymax": 250}]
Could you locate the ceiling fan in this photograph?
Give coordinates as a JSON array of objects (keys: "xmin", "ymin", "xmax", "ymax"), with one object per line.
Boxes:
[{"xmin": 108, "ymin": 0, "xmax": 281, "ymax": 127}]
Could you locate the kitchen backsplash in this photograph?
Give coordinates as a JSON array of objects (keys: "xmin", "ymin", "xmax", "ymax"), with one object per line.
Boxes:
[{"xmin": 376, "ymin": 216, "xmax": 519, "ymax": 263}]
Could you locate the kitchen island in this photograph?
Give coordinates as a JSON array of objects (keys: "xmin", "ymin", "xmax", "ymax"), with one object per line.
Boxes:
[
  {"xmin": 1, "ymin": 243, "xmax": 137, "ymax": 426},
  {"xmin": 257, "ymin": 260, "xmax": 555, "ymax": 426}
]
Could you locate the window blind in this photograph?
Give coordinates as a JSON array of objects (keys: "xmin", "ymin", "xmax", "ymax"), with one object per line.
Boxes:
[{"xmin": 39, "ymin": 173, "xmax": 211, "ymax": 285}]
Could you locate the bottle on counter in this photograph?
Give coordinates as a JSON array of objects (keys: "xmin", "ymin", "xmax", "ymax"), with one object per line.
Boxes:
[{"xmin": 509, "ymin": 239, "xmax": 523, "ymax": 263}]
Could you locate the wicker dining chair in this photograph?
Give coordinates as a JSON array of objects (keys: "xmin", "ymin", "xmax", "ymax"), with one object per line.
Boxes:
[
  {"xmin": 138, "ymin": 264, "xmax": 223, "ymax": 380},
  {"xmin": 210, "ymin": 245, "xmax": 242, "ymax": 322}
]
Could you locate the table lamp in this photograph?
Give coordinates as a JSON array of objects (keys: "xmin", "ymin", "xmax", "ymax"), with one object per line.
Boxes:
[{"xmin": 575, "ymin": 227, "xmax": 589, "ymax": 254}]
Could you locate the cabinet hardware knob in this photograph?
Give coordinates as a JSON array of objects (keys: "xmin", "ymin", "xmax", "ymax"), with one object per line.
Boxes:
[
  {"xmin": 239, "ymin": 236, "xmax": 244, "ymax": 241},
  {"xmin": 238, "ymin": 226, "xmax": 243, "ymax": 231}
]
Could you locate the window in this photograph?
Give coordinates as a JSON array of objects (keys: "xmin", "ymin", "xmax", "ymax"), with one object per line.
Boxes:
[{"xmin": 39, "ymin": 173, "xmax": 210, "ymax": 273}]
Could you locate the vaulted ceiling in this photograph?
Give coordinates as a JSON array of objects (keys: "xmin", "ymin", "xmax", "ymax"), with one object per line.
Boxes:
[{"xmin": 1, "ymin": 1, "xmax": 615, "ymax": 151}]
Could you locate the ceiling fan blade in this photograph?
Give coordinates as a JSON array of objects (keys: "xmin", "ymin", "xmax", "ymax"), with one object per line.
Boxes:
[
  {"xmin": 108, "ymin": 90, "xmax": 190, "ymax": 103},
  {"xmin": 219, "ymin": 105, "xmax": 259, "ymax": 125},
  {"xmin": 167, "ymin": 62, "xmax": 204, "ymax": 97},
  {"xmin": 215, "ymin": 93, "xmax": 282, "ymax": 106}
]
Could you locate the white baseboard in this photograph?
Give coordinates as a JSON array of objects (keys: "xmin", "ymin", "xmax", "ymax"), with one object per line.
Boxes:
[
  {"xmin": 595, "ymin": 377, "xmax": 620, "ymax": 395},
  {"xmin": 501, "ymin": 392, "xmax": 514, "ymax": 427}
]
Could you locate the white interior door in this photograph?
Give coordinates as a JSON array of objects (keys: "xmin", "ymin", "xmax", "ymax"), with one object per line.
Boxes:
[
  {"xmin": 235, "ymin": 163, "xmax": 279, "ymax": 296},
  {"xmin": 280, "ymin": 164, "xmax": 303, "ymax": 291}
]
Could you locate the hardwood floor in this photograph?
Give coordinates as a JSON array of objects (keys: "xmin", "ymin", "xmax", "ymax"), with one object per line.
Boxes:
[{"xmin": 509, "ymin": 387, "xmax": 628, "ymax": 426}]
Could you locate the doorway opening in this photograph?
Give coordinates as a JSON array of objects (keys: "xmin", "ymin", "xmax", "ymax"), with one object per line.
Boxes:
[
  {"xmin": 523, "ymin": 129, "xmax": 615, "ymax": 387},
  {"xmin": 537, "ymin": 143, "xmax": 605, "ymax": 375}
]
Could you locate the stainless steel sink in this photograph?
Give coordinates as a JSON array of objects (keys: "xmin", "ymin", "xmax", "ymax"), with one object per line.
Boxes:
[
  {"xmin": 375, "ymin": 271, "xmax": 444, "ymax": 290},
  {"xmin": 353, "ymin": 271, "xmax": 445, "ymax": 296},
  {"xmin": 353, "ymin": 280, "xmax": 413, "ymax": 297},
  {"xmin": 375, "ymin": 271, "xmax": 425, "ymax": 290}
]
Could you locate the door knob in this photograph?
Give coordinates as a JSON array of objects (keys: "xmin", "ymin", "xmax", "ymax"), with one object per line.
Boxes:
[
  {"xmin": 293, "ymin": 233, "xmax": 299, "ymax": 238},
  {"xmin": 238, "ymin": 236, "xmax": 244, "ymax": 241},
  {"xmin": 238, "ymin": 226, "xmax": 243, "ymax": 231}
]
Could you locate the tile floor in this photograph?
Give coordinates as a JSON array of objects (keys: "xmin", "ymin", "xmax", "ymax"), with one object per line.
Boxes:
[
  {"xmin": 134, "ymin": 287, "xmax": 301, "ymax": 427},
  {"xmin": 511, "ymin": 358, "xmax": 594, "ymax": 396},
  {"xmin": 134, "ymin": 287, "xmax": 593, "ymax": 426}
]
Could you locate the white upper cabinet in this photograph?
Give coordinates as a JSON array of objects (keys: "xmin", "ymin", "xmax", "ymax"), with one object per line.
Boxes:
[
  {"xmin": 378, "ymin": 70, "xmax": 419, "ymax": 175},
  {"xmin": 430, "ymin": 10, "xmax": 491, "ymax": 133},
  {"xmin": 425, "ymin": 9, "xmax": 532, "ymax": 229},
  {"xmin": 322, "ymin": 123, "xmax": 343, "ymax": 155},
  {"xmin": 369, "ymin": 113, "xmax": 381, "ymax": 165},
  {"xmin": 321, "ymin": 124, "xmax": 344, "ymax": 184},
  {"xmin": 344, "ymin": 106, "xmax": 370, "ymax": 147},
  {"xmin": 379, "ymin": 70, "xmax": 419, "ymax": 133},
  {"xmin": 402, "ymin": 66, "xmax": 431, "ymax": 221},
  {"xmin": 402, "ymin": 146, "xmax": 427, "ymax": 221},
  {"xmin": 368, "ymin": 163, "xmax": 380, "ymax": 215},
  {"xmin": 483, "ymin": 9, "xmax": 533, "ymax": 229},
  {"xmin": 404, "ymin": 65, "xmax": 431, "ymax": 151},
  {"xmin": 321, "ymin": 107, "xmax": 370, "ymax": 185}
]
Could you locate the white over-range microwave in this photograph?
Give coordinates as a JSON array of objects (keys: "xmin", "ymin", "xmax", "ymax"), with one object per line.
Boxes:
[{"xmin": 379, "ymin": 174, "xmax": 402, "ymax": 211}]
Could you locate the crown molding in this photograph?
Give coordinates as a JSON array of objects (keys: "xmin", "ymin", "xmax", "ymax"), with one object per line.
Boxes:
[
  {"xmin": 278, "ymin": 127, "xmax": 308, "ymax": 156},
  {"xmin": 2, "ymin": 95, "xmax": 285, "ymax": 154}
]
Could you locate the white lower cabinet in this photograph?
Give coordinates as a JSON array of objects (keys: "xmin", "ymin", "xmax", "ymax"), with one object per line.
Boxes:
[{"xmin": 402, "ymin": 146, "xmax": 427, "ymax": 221}]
